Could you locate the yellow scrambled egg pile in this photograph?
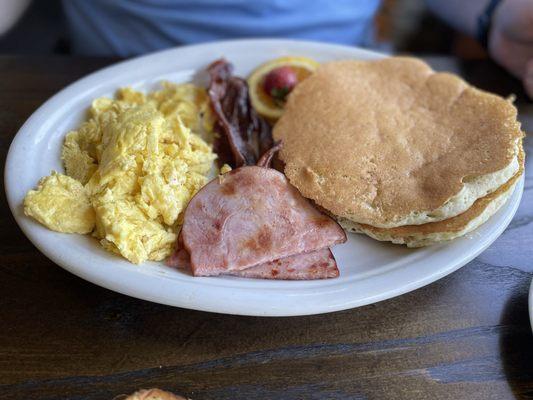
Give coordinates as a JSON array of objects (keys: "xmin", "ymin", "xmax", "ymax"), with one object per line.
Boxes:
[{"xmin": 24, "ymin": 83, "xmax": 219, "ymax": 264}]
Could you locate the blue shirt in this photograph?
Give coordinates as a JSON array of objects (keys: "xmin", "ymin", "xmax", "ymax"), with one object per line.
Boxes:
[{"xmin": 62, "ymin": 0, "xmax": 381, "ymax": 56}]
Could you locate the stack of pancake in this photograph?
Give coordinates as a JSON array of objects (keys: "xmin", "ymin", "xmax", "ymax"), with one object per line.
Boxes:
[{"xmin": 273, "ymin": 57, "xmax": 525, "ymax": 247}]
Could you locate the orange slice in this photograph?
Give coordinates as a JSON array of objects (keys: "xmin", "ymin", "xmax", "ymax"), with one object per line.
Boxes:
[{"xmin": 248, "ymin": 56, "xmax": 319, "ymax": 121}]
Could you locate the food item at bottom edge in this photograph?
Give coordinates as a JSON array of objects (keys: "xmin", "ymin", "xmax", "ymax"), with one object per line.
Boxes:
[
  {"xmin": 248, "ymin": 56, "xmax": 319, "ymax": 120},
  {"xmin": 167, "ymin": 143, "xmax": 346, "ymax": 279},
  {"xmin": 24, "ymin": 83, "xmax": 219, "ymax": 264},
  {"xmin": 122, "ymin": 388, "xmax": 188, "ymax": 400},
  {"xmin": 273, "ymin": 56, "xmax": 524, "ymax": 245},
  {"xmin": 207, "ymin": 59, "xmax": 273, "ymax": 168}
]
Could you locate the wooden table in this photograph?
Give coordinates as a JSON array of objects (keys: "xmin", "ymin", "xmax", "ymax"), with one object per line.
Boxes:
[{"xmin": 0, "ymin": 55, "xmax": 532, "ymax": 400}]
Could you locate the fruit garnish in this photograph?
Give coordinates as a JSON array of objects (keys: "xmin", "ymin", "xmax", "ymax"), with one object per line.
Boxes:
[
  {"xmin": 263, "ymin": 66, "xmax": 298, "ymax": 102},
  {"xmin": 248, "ymin": 56, "xmax": 319, "ymax": 121}
]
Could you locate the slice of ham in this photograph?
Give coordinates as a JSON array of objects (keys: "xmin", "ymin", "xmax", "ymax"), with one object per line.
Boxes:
[
  {"xmin": 180, "ymin": 166, "xmax": 346, "ymax": 276},
  {"xmin": 166, "ymin": 141, "xmax": 346, "ymax": 280},
  {"xmin": 166, "ymin": 233, "xmax": 191, "ymax": 269},
  {"xmin": 167, "ymin": 233, "xmax": 339, "ymax": 280},
  {"xmin": 226, "ymin": 248, "xmax": 339, "ymax": 280}
]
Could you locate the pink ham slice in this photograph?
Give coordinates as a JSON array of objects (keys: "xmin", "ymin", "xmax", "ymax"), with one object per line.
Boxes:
[
  {"xmin": 167, "ymin": 234, "xmax": 339, "ymax": 280},
  {"xmin": 166, "ymin": 238, "xmax": 191, "ymax": 270},
  {"xmin": 227, "ymin": 248, "xmax": 339, "ymax": 280},
  {"xmin": 179, "ymin": 166, "xmax": 346, "ymax": 277}
]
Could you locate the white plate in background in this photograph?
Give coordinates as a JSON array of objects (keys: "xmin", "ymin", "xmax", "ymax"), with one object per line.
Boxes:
[{"xmin": 529, "ymin": 279, "xmax": 533, "ymax": 331}]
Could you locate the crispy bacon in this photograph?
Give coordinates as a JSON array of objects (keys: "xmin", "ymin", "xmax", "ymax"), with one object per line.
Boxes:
[
  {"xmin": 207, "ymin": 59, "xmax": 273, "ymax": 167},
  {"xmin": 257, "ymin": 140, "xmax": 282, "ymax": 168}
]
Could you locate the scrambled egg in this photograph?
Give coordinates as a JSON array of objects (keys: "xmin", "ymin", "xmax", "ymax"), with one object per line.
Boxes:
[
  {"xmin": 24, "ymin": 172, "xmax": 95, "ymax": 234},
  {"xmin": 24, "ymin": 82, "xmax": 218, "ymax": 264}
]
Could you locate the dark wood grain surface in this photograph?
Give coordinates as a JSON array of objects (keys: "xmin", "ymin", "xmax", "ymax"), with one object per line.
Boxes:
[{"xmin": 0, "ymin": 55, "xmax": 532, "ymax": 400}]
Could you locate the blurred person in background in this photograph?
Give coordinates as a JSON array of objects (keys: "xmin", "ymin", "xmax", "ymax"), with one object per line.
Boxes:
[{"xmin": 0, "ymin": 0, "xmax": 531, "ymax": 96}]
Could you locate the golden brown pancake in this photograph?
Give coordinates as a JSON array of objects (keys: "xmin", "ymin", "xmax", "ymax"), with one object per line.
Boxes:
[
  {"xmin": 342, "ymin": 145, "xmax": 525, "ymax": 247},
  {"xmin": 273, "ymin": 57, "xmax": 524, "ymax": 228}
]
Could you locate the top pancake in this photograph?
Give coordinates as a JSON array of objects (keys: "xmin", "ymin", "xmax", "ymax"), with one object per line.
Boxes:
[{"xmin": 273, "ymin": 57, "xmax": 523, "ymax": 228}]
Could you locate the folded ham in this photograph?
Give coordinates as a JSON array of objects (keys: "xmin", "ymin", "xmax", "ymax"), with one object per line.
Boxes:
[
  {"xmin": 166, "ymin": 143, "xmax": 346, "ymax": 279},
  {"xmin": 181, "ymin": 166, "xmax": 345, "ymax": 276},
  {"xmin": 167, "ymin": 233, "xmax": 340, "ymax": 280},
  {"xmin": 227, "ymin": 248, "xmax": 339, "ymax": 279}
]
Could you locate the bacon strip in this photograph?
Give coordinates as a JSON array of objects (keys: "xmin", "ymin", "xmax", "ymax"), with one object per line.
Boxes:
[
  {"xmin": 257, "ymin": 141, "xmax": 282, "ymax": 168},
  {"xmin": 227, "ymin": 248, "xmax": 339, "ymax": 280},
  {"xmin": 207, "ymin": 59, "xmax": 273, "ymax": 167}
]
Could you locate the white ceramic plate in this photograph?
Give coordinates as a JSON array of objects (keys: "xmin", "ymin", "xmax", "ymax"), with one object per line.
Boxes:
[
  {"xmin": 529, "ymin": 279, "xmax": 533, "ymax": 331},
  {"xmin": 4, "ymin": 39, "xmax": 524, "ymax": 316}
]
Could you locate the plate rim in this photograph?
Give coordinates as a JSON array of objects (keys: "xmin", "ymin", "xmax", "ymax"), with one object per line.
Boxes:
[
  {"xmin": 529, "ymin": 277, "xmax": 533, "ymax": 331},
  {"xmin": 4, "ymin": 38, "xmax": 524, "ymax": 316}
]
